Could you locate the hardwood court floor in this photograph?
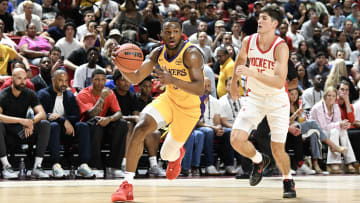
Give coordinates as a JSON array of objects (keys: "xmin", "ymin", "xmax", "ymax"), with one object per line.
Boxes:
[{"xmin": 1, "ymin": 175, "xmax": 360, "ymax": 203}]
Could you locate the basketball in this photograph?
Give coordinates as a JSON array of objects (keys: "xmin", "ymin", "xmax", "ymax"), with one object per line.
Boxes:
[{"xmin": 114, "ymin": 43, "xmax": 144, "ymax": 73}]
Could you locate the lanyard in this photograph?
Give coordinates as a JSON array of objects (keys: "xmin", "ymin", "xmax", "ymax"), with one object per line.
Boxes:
[
  {"xmin": 226, "ymin": 95, "xmax": 240, "ymax": 119},
  {"xmin": 322, "ymin": 101, "xmax": 334, "ymax": 122}
]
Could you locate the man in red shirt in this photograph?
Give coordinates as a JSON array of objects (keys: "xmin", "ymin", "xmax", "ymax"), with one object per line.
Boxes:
[
  {"xmin": 76, "ymin": 69, "xmax": 128, "ymax": 178},
  {"xmin": 337, "ymin": 80, "xmax": 360, "ymax": 166}
]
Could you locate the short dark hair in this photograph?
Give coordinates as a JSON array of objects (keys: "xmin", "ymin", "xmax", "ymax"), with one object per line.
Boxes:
[
  {"xmin": 139, "ymin": 75, "xmax": 153, "ymax": 86},
  {"xmin": 55, "ymin": 12, "xmax": 65, "ymax": 19},
  {"xmin": 337, "ymin": 80, "xmax": 350, "ymax": 89},
  {"xmin": 49, "ymin": 46, "xmax": 61, "ymax": 55},
  {"xmin": 86, "ymin": 47, "xmax": 99, "ymax": 56},
  {"xmin": 63, "ymin": 22, "xmax": 77, "ymax": 36},
  {"xmin": 0, "ymin": 0, "xmax": 9, "ymax": 3},
  {"xmin": 162, "ymin": 18, "xmax": 182, "ymax": 30},
  {"xmin": 316, "ymin": 52, "xmax": 326, "ymax": 58},
  {"xmin": 259, "ymin": 5, "xmax": 283, "ymax": 29},
  {"xmin": 217, "ymin": 46, "xmax": 229, "ymax": 55},
  {"xmin": 91, "ymin": 69, "xmax": 106, "ymax": 79}
]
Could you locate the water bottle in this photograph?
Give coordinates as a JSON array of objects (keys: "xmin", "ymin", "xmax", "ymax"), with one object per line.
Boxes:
[
  {"xmin": 69, "ymin": 165, "xmax": 76, "ymax": 179},
  {"xmin": 18, "ymin": 158, "xmax": 26, "ymax": 180}
]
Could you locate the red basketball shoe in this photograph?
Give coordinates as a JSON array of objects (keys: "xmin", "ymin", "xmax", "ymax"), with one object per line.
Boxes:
[
  {"xmin": 166, "ymin": 146, "xmax": 186, "ymax": 180},
  {"xmin": 111, "ymin": 181, "xmax": 134, "ymax": 202}
]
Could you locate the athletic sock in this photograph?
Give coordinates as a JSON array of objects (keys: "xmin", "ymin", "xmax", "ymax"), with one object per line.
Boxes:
[{"xmin": 251, "ymin": 151, "xmax": 263, "ymax": 164}]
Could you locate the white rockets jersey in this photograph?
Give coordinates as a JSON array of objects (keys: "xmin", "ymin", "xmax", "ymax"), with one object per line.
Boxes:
[{"xmin": 246, "ymin": 33, "xmax": 286, "ymax": 95}]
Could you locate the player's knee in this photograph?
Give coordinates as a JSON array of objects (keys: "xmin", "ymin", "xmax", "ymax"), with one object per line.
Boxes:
[
  {"xmin": 271, "ymin": 142, "xmax": 286, "ymax": 158},
  {"xmin": 133, "ymin": 116, "xmax": 156, "ymax": 140}
]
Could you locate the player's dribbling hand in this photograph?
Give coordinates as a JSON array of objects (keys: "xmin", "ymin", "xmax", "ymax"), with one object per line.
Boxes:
[{"xmin": 151, "ymin": 65, "xmax": 173, "ymax": 86}]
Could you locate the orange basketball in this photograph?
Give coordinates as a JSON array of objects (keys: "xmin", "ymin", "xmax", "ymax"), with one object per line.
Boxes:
[{"xmin": 114, "ymin": 43, "xmax": 144, "ymax": 73}]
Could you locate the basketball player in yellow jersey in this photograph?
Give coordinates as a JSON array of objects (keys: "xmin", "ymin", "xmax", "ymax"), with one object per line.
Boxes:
[
  {"xmin": 230, "ymin": 6, "xmax": 296, "ymax": 198},
  {"xmin": 111, "ymin": 18, "xmax": 205, "ymax": 202}
]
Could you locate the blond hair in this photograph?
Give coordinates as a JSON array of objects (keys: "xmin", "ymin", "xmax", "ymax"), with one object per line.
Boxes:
[
  {"xmin": 22, "ymin": 1, "xmax": 34, "ymax": 9},
  {"xmin": 324, "ymin": 58, "xmax": 348, "ymax": 90}
]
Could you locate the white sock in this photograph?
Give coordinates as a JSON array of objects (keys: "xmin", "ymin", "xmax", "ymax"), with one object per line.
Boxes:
[
  {"xmin": 124, "ymin": 171, "xmax": 135, "ymax": 184},
  {"xmin": 0, "ymin": 156, "xmax": 10, "ymax": 168},
  {"xmin": 283, "ymin": 172, "xmax": 293, "ymax": 180},
  {"xmin": 33, "ymin": 157, "xmax": 43, "ymax": 168},
  {"xmin": 149, "ymin": 156, "xmax": 157, "ymax": 168},
  {"xmin": 122, "ymin": 158, "xmax": 126, "ymax": 167},
  {"xmin": 250, "ymin": 151, "xmax": 263, "ymax": 164}
]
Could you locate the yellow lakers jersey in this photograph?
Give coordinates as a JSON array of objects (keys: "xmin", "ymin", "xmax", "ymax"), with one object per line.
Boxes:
[{"xmin": 157, "ymin": 41, "xmax": 202, "ymax": 110}]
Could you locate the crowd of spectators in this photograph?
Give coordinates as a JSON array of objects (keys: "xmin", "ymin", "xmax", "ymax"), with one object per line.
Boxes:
[{"xmin": 1, "ymin": 0, "xmax": 360, "ymax": 179}]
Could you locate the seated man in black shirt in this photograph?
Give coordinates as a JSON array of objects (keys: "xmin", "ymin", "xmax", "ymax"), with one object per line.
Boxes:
[
  {"xmin": 0, "ymin": 0, "xmax": 14, "ymax": 33},
  {"xmin": 0, "ymin": 68, "xmax": 51, "ymax": 179},
  {"xmin": 31, "ymin": 56, "xmax": 52, "ymax": 92},
  {"xmin": 113, "ymin": 71, "xmax": 164, "ymax": 177},
  {"xmin": 64, "ymin": 33, "xmax": 111, "ymax": 72}
]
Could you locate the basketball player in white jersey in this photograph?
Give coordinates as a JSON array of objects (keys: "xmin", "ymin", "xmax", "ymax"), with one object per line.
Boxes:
[{"xmin": 230, "ymin": 6, "xmax": 296, "ymax": 198}]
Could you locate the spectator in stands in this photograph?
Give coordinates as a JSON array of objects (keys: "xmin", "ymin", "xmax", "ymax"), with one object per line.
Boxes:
[
  {"xmin": 65, "ymin": 32, "xmax": 110, "ymax": 71},
  {"xmin": 197, "ymin": 77, "xmax": 236, "ymax": 175},
  {"xmin": 76, "ymin": 10, "xmax": 95, "ymax": 41},
  {"xmin": 310, "ymin": 86, "xmax": 356, "ymax": 174},
  {"xmin": 158, "ymin": 0, "xmax": 179, "ymax": 17},
  {"xmin": 302, "ymin": 74, "xmax": 324, "ymax": 114},
  {"xmin": 182, "ymin": 8, "xmax": 199, "ymax": 37},
  {"xmin": 76, "ymin": 69, "xmax": 127, "ymax": 177},
  {"xmin": 18, "ymin": 23, "xmax": 52, "ymax": 66},
  {"xmin": 0, "ymin": 43, "xmax": 30, "ymax": 76},
  {"xmin": 14, "ymin": 1, "xmax": 43, "ymax": 36},
  {"xmin": 40, "ymin": 12, "xmax": 65, "ymax": 42},
  {"xmin": 37, "ymin": 70, "xmax": 94, "ymax": 178},
  {"xmin": 346, "ymin": 3, "xmax": 359, "ymax": 28},
  {"xmin": 307, "ymin": 52, "xmax": 329, "ymax": 80},
  {"xmin": 279, "ymin": 22, "xmax": 293, "ymax": 51},
  {"xmin": 284, "ymin": 0, "xmax": 299, "ymax": 21},
  {"xmin": 189, "ymin": 21, "xmax": 212, "ymax": 47},
  {"xmin": 73, "ymin": 47, "xmax": 105, "ymax": 92},
  {"xmin": 138, "ymin": 26, "xmax": 160, "ymax": 56},
  {"xmin": 86, "ymin": 20, "xmax": 105, "ymax": 49},
  {"xmin": 0, "ymin": 60, "xmax": 34, "ymax": 90},
  {"xmin": 301, "ymin": 12, "xmax": 322, "ymax": 41},
  {"xmin": 350, "ymin": 38, "xmax": 360, "ymax": 65},
  {"xmin": 216, "ymin": 47, "xmax": 242, "ymax": 98},
  {"xmin": 142, "ymin": 5, "xmax": 162, "ymax": 43},
  {"xmin": 30, "ymin": 56, "xmax": 52, "ymax": 92},
  {"xmin": 196, "ymin": 31, "xmax": 213, "ymax": 65},
  {"xmin": 296, "ymin": 40, "xmax": 314, "ymax": 68},
  {"xmin": 102, "ymin": 38, "xmax": 118, "ymax": 74},
  {"xmin": 55, "ymin": 22, "xmax": 81, "ymax": 59},
  {"xmin": 0, "ymin": 0, "xmax": 13, "ymax": 33},
  {"xmin": 330, "ymin": 31, "xmax": 352, "ymax": 60},
  {"xmin": 41, "ymin": 0, "xmax": 59, "ymax": 26},
  {"xmin": 343, "ymin": 0, "xmax": 352, "ymax": 17},
  {"xmin": 329, "ymin": 3, "xmax": 346, "ymax": 32},
  {"xmin": 337, "ymin": 80, "xmax": 360, "ymax": 163},
  {"xmin": 351, "ymin": 52, "xmax": 360, "ymax": 84},
  {"xmin": 203, "ymin": 64, "xmax": 217, "ymax": 98},
  {"xmin": 295, "ymin": 62, "xmax": 311, "ymax": 92},
  {"xmin": 287, "ymin": 19, "xmax": 304, "ymax": 50},
  {"xmin": 307, "ymin": 27, "xmax": 328, "ymax": 58},
  {"xmin": 324, "ymin": 59, "xmax": 349, "ymax": 91},
  {"xmin": 0, "ymin": 19, "xmax": 17, "ymax": 49},
  {"xmin": 93, "ymin": 0, "xmax": 119, "ymax": 23},
  {"xmin": 17, "ymin": 0, "xmax": 42, "ymax": 18},
  {"xmin": 181, "ymin": 128, "xmax": 205, "ymax": 177},
  {"xmin": 0, "ymin": 68, "xmax": 50, "ymax": 179},
  {"xmin": 231, "ymin": 22, "xmax": 242, "ymax": 49},
  {"xmin": 199, "ymin": 3, "xmax": 215, "ymax": 23},
  {"xmin": 109, "ymin": 0, "xmax": 143, "ymax": 31}
]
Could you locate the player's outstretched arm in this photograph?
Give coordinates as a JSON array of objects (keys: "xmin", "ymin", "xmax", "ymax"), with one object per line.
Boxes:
[
  {"xmin": 118, "ymin": 47, "xmax": 160, "ymax": 85},
  {"xmin": 231, "ymin": 36, "xmax": 249, "ymax": 100},
  {"xmin": 173, "ymin": 47, "xmax": 205, "ymax": 96}
]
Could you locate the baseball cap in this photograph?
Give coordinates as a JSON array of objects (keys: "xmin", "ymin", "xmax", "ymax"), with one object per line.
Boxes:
[
  {"xmin": 206, "ymin": 3, "xmax": 215, "ymax": 9},
  {"xmin": 83, "ymin": 32, "xmax": 96, "ymax": 40},
  {"xmin": 291, "ymin": 19, "xmax": 299, "ymax": 25},
  {"xmin": 352, "ymin": 3, "xmax": 359, "ymax": 8},
  {"xmin": 333, "ymin": 3, "xmax": 343, "ymax": 9},
  {"xmin": 254, "ymin": 1, "xmax": 262, "ymax": 6},
  {"xmin": 215, "ymin": 20, "xmax": 225, "ymax": 27},
  {"xmin": 109, "ymin": 29, "xmax": 121, "ymax": 37}
]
